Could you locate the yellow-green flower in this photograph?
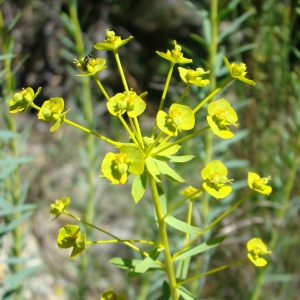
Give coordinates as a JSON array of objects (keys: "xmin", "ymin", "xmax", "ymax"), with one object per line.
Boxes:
[
  {"xmin": 247, "ymin": 238, "xmax": 272, "ymax": 267},
  {"xmin": 201, "ymin": 160, "xmax": 233, "ymax": 199},
  {"xmin": 94, "ymin": 29, "xmax": 133, "ymax": 52},
  {"xmin": 101, "ymin": 145, "xmax": 144, "ymax": 184},
  {"xmin": 37, "ymin": 97, "xmax": 70, "ymax": 132},
  {"xmin": 57, "ymin": 225, "xmax": 86, "ymax": 258},
  {"xmin": 74, "ymin": 55, "xmax": 106, "ymax": 76},
  {"xmin": 157, "ymin": 103, "xmax": 195, "ymax": 136},
  {"xmin": 101, "ymin": 291, "xmax": 126, "ymax": 300},
  {"xmin": 178, "ymin": 67, "xmax": 210, "ymax": 87},
  {"xmin": 48, "ymin": 197, "xmax": 70, "ymax": 220},
  {"xmin": 248, "ymin": 172, "xmax": 272, "ymax": 195},
  {"xmin": 107, "ymin": 90, "xmax": 146, "ymax": 117},
  {"xmin": 207, "ymin": 99, "xmax": 239, "ymax": 139},
  {"xmin": 156, "ymin": 40, "xmax": 192, "ymax": 64},
  {"xmin": 224, "ymin": 56, "xmax": 255, "ymax": 86},
  {"xmin": 180, "ymin": 186, "xmax": 202, "ymax": 199},
  {"xmin": 7, "ymin": 87, "xmax": 41, "ymax": 113}
]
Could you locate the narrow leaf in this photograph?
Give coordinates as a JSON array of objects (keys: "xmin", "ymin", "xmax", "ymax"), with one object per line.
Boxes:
[
  {"xmin": 145, "ymin": 157, "xmax": 161, "ymax": 182},
  {"xmin": 163, "ymin": 281, "xmax": 171, "ymax": 300},
  {"xmin": 165, "ymin": 216, "xmax": 203, "ymax": 235},
  {"xmin": 0, "ymin": 130, "xmax": 19, "ymax": 140},
  {"xmin": 0, "ymin": 211, "xmax": 33, "ymax": 235},
  {"xmin": 177, "ymin": 286, "xmax": 196, "ymax": 300},
  {"xmin": 175, "ymin": 236, "xmax": 226, "ymax": 261},
  {"xmin": 153, "ymin": 143, "xmax": 181, "ymax": 156},
  {"xmin": 128, "ymin": 248, "xmax": 161, "ymax": 277},
  {"xmin": 164, "ymin": 155, "xmax": 194, "ymax": 163},
  {"xmin": 110, "ymin": 257, "xmax": 162, "ymax": 271},
  {"xmin": 0, "ymin": 203, "xmax": 36, "ymax": 217},
  {"xmin": 132, "ymin": 173, "xmax": 147, "ymax": 203},
  {"xmin": 153, "ymin": 159, "xmax": 185, "ymax": 183}
]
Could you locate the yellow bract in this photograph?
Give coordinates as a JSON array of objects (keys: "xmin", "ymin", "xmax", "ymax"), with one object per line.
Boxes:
[
  {"xmin": 157, "ymin": 104, "xmax": 195, "ymax": 136},
  {"xmin": 201, "ymin": 160, "xmax": 233, "ymax": 199},
  {"xmin": 247, "ymin": 238, "xmax": 272, "ymax": 267},
  {"xmin": 207, "ymin": 99, "xmax": 239, "ymax": 139},
  {"xmin": 248, "ymin": 172, "xmax": 272, "ymax": 195}
]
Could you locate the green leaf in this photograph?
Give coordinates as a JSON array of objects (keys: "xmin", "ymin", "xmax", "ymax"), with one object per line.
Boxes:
[
  {"xmin": 162, "ymin": 281, "xmax": 171, "ymax": 300},
  {"xmin": 0, "ymin": 130, "xmax": 19, "ymax": 140},
  {"xmin": 189, "ymin": 33, "xmax": 208, "ymax": 47},
  {"xmin": 0, "ymin": 211, "xmax": 33, "ymax": 236},
  {"xmin": 153, "ymin": 143, "xmax": 181, "ymax": 156},
  {"xmin": 0, "ymin": 203, "xmax": 36, "ymax": 217},
  {"xmin": 176, "ymin": 286, "xmax": 196, "ymax": 300},
  {"xmin": 110, "ymin": 257, "xmax": 162, "ymax": 271},
  {"xmin": 128, "ymin": 248, "xmax": 161, "ymax": 277},
  {"xmin": 0, "ymin": 256, "xmax": 34, "ymax": 264},
  {"xmin": 145, "ymin": 157, "xmax": 161, "ymax": 182},
  {"xmin": 0, "ymin": 197, "xmax": 13, "ymax": 209},
  {"xmin": 265, "ymin": 274, "xmax": 295, "ymax": 283},
  {"xmin": 153, "ymin": 159, "xmax": 185, "ymax": 182},
  {"xmin": 164, "ymin": 155, "xmax": 194, "ymax": 163},
  {"xmin": 0, "ymin": 156, "xmax": 35, "ymax": 166},
  {"xmin": 218, "ymin": 9, "xmax": 255, "ymax": 43},
  {"xmin": 0, "ymin": 54, "xmax": 16, "ymax": 61},
  {"xmin": 165, "ymin": 216, "xmax": 203, "ymax": 235},
  {"xmin": 131, "ymin": 172, "xmax": 147, "ymax": 203},
  {"xmin": 174, "ymin": 236, "xmax": 226, "ymax": 261},
  {"xmin": 176, "ymin": 257, "xmax": 191, "ymax": 280}
]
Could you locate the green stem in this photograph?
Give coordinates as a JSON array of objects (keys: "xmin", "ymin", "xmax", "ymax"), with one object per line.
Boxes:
[
  {"xmin": 177, "ymin": 258, "xmax": 248, "ymax": 287},
  {"xmin": 64, "ymin": 211, "xmax": 164, "ymax": 268},
  {"xmin": 163, "ymin": 188, "xmax": 204, "ymax": 220},
  {"xmin": 129, "ymin": 117, "xmax": 142, "ymax": 147},
  {"xmin": 177, "ymin": 83, "xmax": 192, "ymax": 104},
  {"xmin": 152, "ymin": 126, "xmax": 210, "ymax": 156},
  {"xmin": 86, "ymin": 239, "xmax": 160, "ymax": 246},
  {"xmin": 64, "ymin": 119, "xmax": 121, "ymax": 147},
  {"xmin": 133, "ymin": 116, "xmax": 144, "ymax": 148},
  {"xmin": 192, "ymin": 77, "xmax": 233, "ymax": 114},
  {"xmin": 148, "ymin": 174, "xmax": 179, "ymax": 300},
  {"xmin": 151, "ymin": 62, "xmax": 175, "ymax": 138},
  {"xmin": 173, "ymin": 191, "xmax": 253, "ymax": 261},
  {"xmin": 146, "ymin": 131, "xmax": 165, "ymax": 157},
  {"xmin": 114, "ymin": 50, "xmax": 129, "ymax": 93},
  {"xmin": 1, "ymin": 10, "xmax": 22, "ymax": 300},
  {"xmin": 118, "ymin": 115, "xmax": 139, "ymax": 145},
  {"xmin": 178, "ymin": 198, "xmax": 194, "ymax": 281},
  {"xmin": 251, "ymin": 129, "xmax": 300, "ymax": 300},
  {"xmin": 93, "ymin": 75, "xmax": 110, "ymax": 101}
]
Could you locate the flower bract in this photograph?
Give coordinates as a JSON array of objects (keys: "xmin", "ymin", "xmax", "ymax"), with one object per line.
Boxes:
[
  {"xmin": 247, "ymin": 238, "xmax": 272, "ymax": 267},
  {"xmin": 48, "ymin": 197, "xmax": 70, "ymax": 220},
  {"xmin": 207, "ymin": 99, "xmax": 239, "ymax": 139},
  {"xmin": 178, "ymin": 67, "xmax": 210, "ymax": 87},
  {"xmin": 57, "ymin": 225, "xmax": 86, "ymax": 258},
  {"xmin": 101, "ymin": 145, "xmax": 144, "ymax": 184},
  {"xmin": 94, "ymin": 29, "xmax": 133, "ymax": 52},
  {"xmin": 180, "ymin": 186, "xmax": 202, "ymax": 199},
  {"xmin": 156, "ymin": 40, "xmax": 192, "ymax": 64},
  {"xmin": 37, "ymin": 97, "xmax": 70, "ymax": 132},
  {"xmin": 248, "ymin": 172, "xmax": 272, "ymax": 195},
  {"xmin": 101, "ymin": 291, "xmax": 126, "ymax": 300},
  {"xmin": 7, "ymin": 87, "xmax": 41, "ymax": 113},
  {"xmin": 74, "ymin": 56, "xmax": 106, "ymax": 77},
  {"xmin": 107, "ymin": 90, "xmax": 146, "ymax": 117},
  {"xmin": 201, "ymin": 160, "xmax": 233, "ymax": 199},
  {"xmin": 157, "ymin": 104, "xmax": 195, "ymax": 136},
  {"xmin": 224, "ymin": 56, "xmax": 255, "ymax": 86}
]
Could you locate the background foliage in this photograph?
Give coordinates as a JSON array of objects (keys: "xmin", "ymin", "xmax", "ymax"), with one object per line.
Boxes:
[{"xmin": 0, "ymin": 0, "xmax": 299, "ymax": 299}]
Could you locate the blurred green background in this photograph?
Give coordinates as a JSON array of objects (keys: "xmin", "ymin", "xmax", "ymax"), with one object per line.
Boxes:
[{"xmin": 1, "ymin": 0, "xmax": 300, "ymax": 299}]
